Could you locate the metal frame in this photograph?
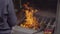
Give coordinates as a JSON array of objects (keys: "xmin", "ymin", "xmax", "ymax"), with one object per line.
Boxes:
[{"xmin": 54, "ymin": 0, "xmax": 60, "ymax": 34}]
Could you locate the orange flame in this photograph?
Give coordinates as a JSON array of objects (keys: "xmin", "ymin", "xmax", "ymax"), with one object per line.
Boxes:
[{"xmin": 20, "ymin": 6, "xmax": 39, "ymax": 30}]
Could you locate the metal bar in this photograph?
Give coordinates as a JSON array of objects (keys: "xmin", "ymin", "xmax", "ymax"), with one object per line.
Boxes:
[{"xmin": 54, "ymin": 0, "xmax": 60, "ymax": 34}]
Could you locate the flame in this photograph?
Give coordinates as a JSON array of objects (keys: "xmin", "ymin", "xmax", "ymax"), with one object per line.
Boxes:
[{"xmin": 20, "ymin": 7, "xmax": 39, "ymax": 30}]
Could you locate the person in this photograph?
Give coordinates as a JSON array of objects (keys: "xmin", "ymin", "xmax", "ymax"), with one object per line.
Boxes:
[{"xmin": 0, "ymin": 0, "xmax": 17, "ymax": 34}]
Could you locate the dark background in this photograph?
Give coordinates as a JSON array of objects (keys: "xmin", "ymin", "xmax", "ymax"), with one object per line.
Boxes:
[
  {"xmin": 13, "ymin": 0, "xmax": 58, "ymax": 13},
  {"xmin": 21, "ymin": 0, "xmax": 57, "ymax": 9}
]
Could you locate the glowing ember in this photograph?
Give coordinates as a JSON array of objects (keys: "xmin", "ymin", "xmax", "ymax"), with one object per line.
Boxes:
[{"xmin": 20, "ymin": 8, "xmax": 40, "ymax": 30}]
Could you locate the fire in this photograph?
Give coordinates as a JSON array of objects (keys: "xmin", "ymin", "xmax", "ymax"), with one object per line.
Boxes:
[
  {"xmin": 20, "ymin": 3, "xmax": 40, "ymax": 30},
  {"xmin": 20, "ymin": 9, "xmax": 40, "ymax": 30}
]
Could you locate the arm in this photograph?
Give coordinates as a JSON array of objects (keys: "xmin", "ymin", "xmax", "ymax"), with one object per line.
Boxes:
[{"xmin": 7, "ymin": 0, "xmax": 17, "ymax": 27}]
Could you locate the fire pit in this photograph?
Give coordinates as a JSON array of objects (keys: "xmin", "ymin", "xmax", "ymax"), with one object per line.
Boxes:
[
  {"xmin": 13, "ymin": 9, "xmax": 56, "ymax": 34},
  {"xmin": 13, "ymin": 0, "xmax": 57, "ymax": 34},
  {"xmin": 18, "ymin": 3, "xmax": 56, "ymax": 31},
  {"xmin": 12, "ymin": 16, "xmax": 56, "ymax": 34}
]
